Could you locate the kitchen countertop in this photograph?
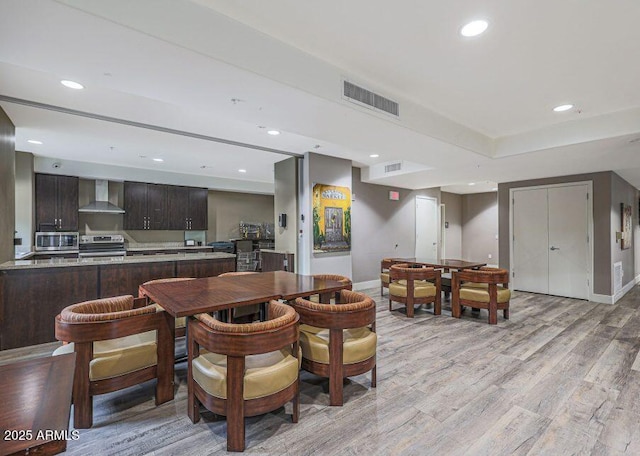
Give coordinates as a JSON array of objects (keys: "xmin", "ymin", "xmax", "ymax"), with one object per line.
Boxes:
[
  {"xmin": 0, "ymin": 252, "xmax": 235, "ymax": 271},
  {"xmin": 126, "ymin": 245, "xmax": 211, "ymax": 252}
]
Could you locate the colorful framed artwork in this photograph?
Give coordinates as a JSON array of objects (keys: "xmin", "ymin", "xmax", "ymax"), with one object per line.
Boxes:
[{"xmin": 312, "ymin": 183, "xmax": 351, "ymax": 253}]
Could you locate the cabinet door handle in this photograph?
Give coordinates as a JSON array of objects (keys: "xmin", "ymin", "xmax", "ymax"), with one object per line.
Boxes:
[{"xmin": 59, "ymin": 219, "xmax": 62, "ymax": 228}]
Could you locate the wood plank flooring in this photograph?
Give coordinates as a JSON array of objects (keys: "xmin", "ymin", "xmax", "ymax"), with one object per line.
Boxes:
[{"xmin": 2, "ymin": 286, "xmax": 640, "ymax": 455}]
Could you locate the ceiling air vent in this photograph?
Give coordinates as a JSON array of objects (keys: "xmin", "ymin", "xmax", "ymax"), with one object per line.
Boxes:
[
  {"xmin": 384, "ymin": 162, "xmax": 402, "ymax": 173},
  {"xmin": 343, "ymin": 80, "xmax": 399, "ymax": 117}
]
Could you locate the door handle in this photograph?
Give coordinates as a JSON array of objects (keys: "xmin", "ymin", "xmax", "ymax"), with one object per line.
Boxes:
[{"xmin": 550, "ymin": 246, "xmax": 560, "ymax": 251}]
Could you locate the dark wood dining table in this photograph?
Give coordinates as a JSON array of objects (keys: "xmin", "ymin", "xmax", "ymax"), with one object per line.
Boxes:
[
  {"xmin": 387, "ymin": 258, "xmax": 486, "ymax": 272},
  {"xmin": 139, "ymin": 271, "xmax": 351, "ymax": 380},
  {"xmin": 0, "ymin": 353, "xmax": 75, "ymax": 456}
]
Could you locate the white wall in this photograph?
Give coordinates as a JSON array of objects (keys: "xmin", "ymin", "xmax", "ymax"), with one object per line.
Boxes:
[
  {"xmin": 14, "ymin": 152, "xmax": 34, "ymax": 254},
  {"xmin": 300, "ymin": 152, "xmax": 352, "ymax": 277},
  {"xmin": 274, "ymin": 157, "xmax": 298, "ymax": 255}
]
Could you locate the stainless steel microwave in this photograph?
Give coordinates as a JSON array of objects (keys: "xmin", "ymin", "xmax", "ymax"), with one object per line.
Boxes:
[{"xmin": 35, "ymin": 232, "xmax": 79, "ymax": 251}]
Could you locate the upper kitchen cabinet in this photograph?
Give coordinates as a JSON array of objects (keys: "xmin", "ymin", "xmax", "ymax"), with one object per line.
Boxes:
[
  {"xmin": 123, "ymin": 182, "xmax": 168, "ymax": 230},
  {"xmin": 35, "ymin": 173, "xmax": 79, "ymax": 231},
  {"xmin": 167, "ymin": 186, "xmax": 208, "ymax": 230}
]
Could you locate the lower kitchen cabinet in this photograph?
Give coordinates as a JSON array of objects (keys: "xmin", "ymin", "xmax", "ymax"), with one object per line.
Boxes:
[
  {"xmin": 99, "ymin": 262, "xmax": 176, "ymax": 297},
  {"xmin": 0, "ymin": 255, "xmax": 236, "ymax": 350},
  {"xmin": 0, "ymin": 267, "xmax": 98, "ymax": 350},
  {"xmin": 176, "ymin": 258, "xmax": 235, "ymax": 278}
]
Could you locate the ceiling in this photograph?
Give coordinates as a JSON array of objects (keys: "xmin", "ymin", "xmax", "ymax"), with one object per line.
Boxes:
[{"xmin": 2, "ymin": 0, "xmax": 640, "ymax": 194}]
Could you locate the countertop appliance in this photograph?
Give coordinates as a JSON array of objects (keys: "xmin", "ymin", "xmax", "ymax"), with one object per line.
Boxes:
[
  {"xmin": 79, "ymin": 234, "xmax": 126, "ymax": 258},
  {"xmin": 35, "ymin": 232, "xmax": 79, "ymax": 251}
]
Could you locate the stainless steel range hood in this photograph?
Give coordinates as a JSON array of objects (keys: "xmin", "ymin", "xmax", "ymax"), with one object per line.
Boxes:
[{"xmin": 78, "ymin": 180, "xmax": 125, "ymax": 214}]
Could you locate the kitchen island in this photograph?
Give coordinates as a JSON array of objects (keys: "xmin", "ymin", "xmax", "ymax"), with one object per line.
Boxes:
[{"xmin": 0, "ymin": 252, "xmax": 235, "ymax": 350}]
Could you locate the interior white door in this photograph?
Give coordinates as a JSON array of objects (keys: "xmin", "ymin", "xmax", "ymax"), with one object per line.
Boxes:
[
  {"xmin": 548, "ymin": 185, "xmax": 589, "ymax": 299},
  {"xmin": 512, "ymin": 184, "xmax": 590, "ymax": 299},
  {"xmin": 415, "ymin": 196, "xmax": 439, "ymax": 259},
  {"xmin": 513, "ymin": 188, "xmax": 550, "ymax": 294}
]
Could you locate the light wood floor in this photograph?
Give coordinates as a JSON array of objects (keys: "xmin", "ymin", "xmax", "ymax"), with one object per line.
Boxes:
[{"xmin": 3, "ymin": 286, "xmax": 640, "ymax": 455}]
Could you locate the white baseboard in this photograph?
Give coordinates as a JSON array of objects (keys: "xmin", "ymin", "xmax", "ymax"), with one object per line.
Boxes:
[
  {"xmin": 590, "ymin": 293, "xmax": 613, "ymax": 305},
  {"xmin": 591, "ymin": 275, "xmax": 640, "ymax": 304},
  {"xmin": 353, "ymin": 279, "xmax": 380, "ymax": 291}
]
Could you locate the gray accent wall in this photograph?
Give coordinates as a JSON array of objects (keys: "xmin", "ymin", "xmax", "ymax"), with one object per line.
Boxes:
[
  {"xmin": 462, "ymin": 192, "xmax": 498, "ymax": 264},
  {"xmin": 274, "ymin": 157, "xmax": 298, "ymax": 256},
  {"xmin": 351, "ymin": 167, "xmax": 440, "ymax": 283},
  {"xmin": 498, "ymin": 171, "xmax": 623, "ymax": 296},
  {"xmin": 441, "ymin": 192, "xmax": 462, "ymax": 259},
  {"xmin": 611, "ymin": 172, "xmax": 636, "ymax": 291},
  {"xmin": 0, "ymin": 107, "xmax": 15, "ymax": 263}
]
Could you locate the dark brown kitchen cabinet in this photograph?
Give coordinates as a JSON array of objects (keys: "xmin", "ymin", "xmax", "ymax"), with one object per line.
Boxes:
[
  {"xmin": 0, "ymin": 266, "xmax": 98, "ymax": 350},
  {"xmin": 167, "ymin": 186, "xmax": 208, "ymax": 230},
  {"xmin": 35, "ymin": 174, "xmax": 79, "ymax": 231},
  {"xmin": 123, "ymin": 181, "xmax": 168, "ymax": 230}
]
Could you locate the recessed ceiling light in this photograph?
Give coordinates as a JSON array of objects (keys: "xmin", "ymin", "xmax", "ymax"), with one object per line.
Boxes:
[
  {"xmin": 553, "ymin": 104, "xmax": 574, "ymax": 112},
  {"xmin": 369, "ymin": 154, "xmax": 379, "ymax": 158},
  {"xmin": 267, "ymin": 130, "xmax": 280, "ymax": 136},
  {"xmin": 27, "ymin": 139, "xmax": 43, "ymax": 145},
  {"xmin": 468, "ymin": 182, "xmax": 476, "ymax": 186},
  {"xmin": 460, "ymin": 20, "xmax": 488, "ymax": 37},
  {"xmin": 238, "ymin": 169, "xmax": 247, "ymax": 173},
  {"xmin": 153, "ymin": 158, "xmax": 164, "ymax": 162},
  {"xmin": 60, "ymin": 80, "xmax": 84, "ymax": 90}
]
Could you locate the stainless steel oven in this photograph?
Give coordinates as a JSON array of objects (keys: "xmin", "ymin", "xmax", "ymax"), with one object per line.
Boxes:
[
  {"xmin": 79, "ymin": 234, "xmax": 126, "ymax": 258},
  {"xmin": 35, "ymin": 232, "xmax": 79, "ymax": 251}
]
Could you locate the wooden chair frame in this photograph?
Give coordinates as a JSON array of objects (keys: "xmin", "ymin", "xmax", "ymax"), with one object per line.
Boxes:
[
  {"xmin": 292, "ymin": 290, "xmax": 376, "ymax": 406},
  {"xmin": 187, "ymin": 302, "xmax": 300, "ymax": 452},
  {"xmin": 54, "ymin": 296, "xmax": 174, "ymax": 429},
  {"xmin": 380, "ymin": 258, "xmax": 395, "ymax": 297},
  {"xmin": 310, "ymin": 274, "xmax": 352, "ymax": 303},
  {"xmin": 451, "ymin": 267, "xmax": 510, "ymax": 324},
  {"xmin": 388, "ymin": 264, "xmax": 441, "ymax": 318}
]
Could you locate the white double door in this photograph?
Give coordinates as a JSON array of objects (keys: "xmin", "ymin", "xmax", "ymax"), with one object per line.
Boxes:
[{"xmin": 512, "ymin": 183, "xmax": 590, "ymax": 300}]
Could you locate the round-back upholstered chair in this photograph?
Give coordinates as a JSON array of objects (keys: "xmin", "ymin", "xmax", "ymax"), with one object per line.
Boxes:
[
  {"xmin": 380, "ymin": 258, "xmax": 395, "ymax": 297},
  {"xmin": 218, "ymin": 271, "xmax": 262, "ymax": 322},
  {"xmin": 291, "ymin": 289, "xmax": 376, "ymax": 406},
  {"xmin": 388, "ymin": 264, "xmax": 441, "ymax": 318},
  {"xmin": 187, "ymin": 300, "xmax": 300, "ymax": 452},
  {"xmin": 310, "ymin": 274, "xmax": 353, "ymax": 303},
  {"xmin": 451, "ymin": 267, "xmax": 511, "ymax": 324},
  {"xmin": 53, "ymin": 295, "xmax": 174, "ymax": 429},
  {"xmin": 139, "ymin": 277, "xmax": 196, "ymax": 337}
]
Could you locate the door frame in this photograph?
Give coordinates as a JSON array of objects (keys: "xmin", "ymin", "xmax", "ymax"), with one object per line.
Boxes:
[
  {"xmin": 415, "ymin": 195, "xmax": 440, "ymax": 260},
  {"xmin": 509, "ymin": 181, "xmax": 593, "ymax": 300}
]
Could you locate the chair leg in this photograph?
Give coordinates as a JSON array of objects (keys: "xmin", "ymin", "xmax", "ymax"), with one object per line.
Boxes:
[
  {"xmin": 488, "ymin": 299, "xmax": 498, "ymax": 325},
  {"xmin": 371, "ymin": 364, "xmax": 377, "ymax": 388},
  {"xmin": 329, "ymin": 329, "xmax": 344, "ymax": 406},
  {"xmin": 504, "ymin": 306, "xmax": 510, "ymax": 320},
  {"xmin": 73, "ymin": 342, "xmax": 93, "ymax": 429},
  {"xmin": 226, "ymin": 356, "xmax": 246, "ymax": 452},
  {"xmin": 388, "ymin": 298, "xmax": 393, "ymax": 312},
  {"xmin": 292, "ymin": 378, "xmax": 300, "ymax": 423},
  {"xmin": 434, "ymin": 294, "xmax": 442, "ymax": 316}
]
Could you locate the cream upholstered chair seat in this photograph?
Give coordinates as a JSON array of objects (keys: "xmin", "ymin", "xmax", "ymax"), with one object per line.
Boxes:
[
  {"xmin": 389, "ymin": 281, "xmax": 437, "ymax": 298},
  {"xmin": 459, "ymin": 286, "xmax": 511, "ymax": 304},
  {"xmin": 53, "ymin": 331, "xmax": 157, "ymax": 380},
  {"xmin": 53, "ymin": 294, "xmax": 173, "ymax": 429},
  {"xmin": 299, "ymin": 324, "xmax": 377, "ymax": 365},
  {"xmin": 380, "ymin": 272, "xmax": 390, "ymax": 285},
  {"xmin": 192, "ymin": 348, "xmax": 299, "ymax": 400}
]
